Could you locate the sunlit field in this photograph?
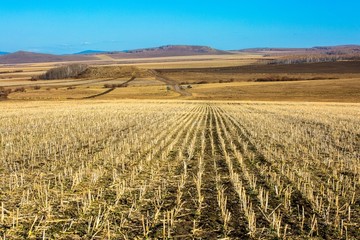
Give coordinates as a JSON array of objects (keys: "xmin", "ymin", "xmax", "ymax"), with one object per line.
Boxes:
[{"xmin": 1, "ymin": 100, "xmax": 359, "ymax": 239}]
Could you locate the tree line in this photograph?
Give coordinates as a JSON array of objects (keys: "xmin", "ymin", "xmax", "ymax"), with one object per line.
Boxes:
[{"xmin": 34, "ymin": 64, "xmax": 88, "ymax": 80}]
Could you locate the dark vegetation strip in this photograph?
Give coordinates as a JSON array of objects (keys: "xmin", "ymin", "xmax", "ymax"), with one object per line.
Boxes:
[{"xmin": 156, "ymin": 61, "xmax": 360, "ymax": 74}]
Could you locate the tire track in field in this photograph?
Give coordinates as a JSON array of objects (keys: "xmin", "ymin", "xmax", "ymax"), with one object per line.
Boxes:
[
  {"xmin": 206, "ymin": 105, "xmax": 249, "ymax": 239},
  {"xmin": 168, "ymin": 106, "xmax": 208, "ymax": 238},
  {"xmin": 212, "ymin": 105, "xmax": 273, "ymax": 238},
  {"xmin": 196, "ymin": 105, "xmax": 224, "ymax": 238}
]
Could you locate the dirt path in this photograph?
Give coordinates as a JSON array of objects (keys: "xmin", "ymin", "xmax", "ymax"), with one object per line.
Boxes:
[
  {"xmin": 83, "ymin": 76, "xmax": 136, "ymax": 99},
  {"xmin": 150, "ymin": 69, "xmax": 192, "ymax": 96},
  {"xmin": 65, "ymin": 77, "xmax": 137, "ymax": 99}
]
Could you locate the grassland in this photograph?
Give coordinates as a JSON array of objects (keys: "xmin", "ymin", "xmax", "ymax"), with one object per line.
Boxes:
[{"xmin": 0, "ymin": 100, "xmax": 359, "ymax": 239}]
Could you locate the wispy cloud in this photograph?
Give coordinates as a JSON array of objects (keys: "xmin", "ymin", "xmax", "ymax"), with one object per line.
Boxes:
[
  {"xmin": 81, "ymin": 41, "xmax": 91, "ymax": 46},
  {"xmin": 22, "ymin": 40, "xmax": 128, "ymax": 54}
]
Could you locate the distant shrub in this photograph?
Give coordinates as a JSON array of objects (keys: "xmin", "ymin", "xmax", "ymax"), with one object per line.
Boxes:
[
  {"xmin": 196, "ymin": 81, "xmax": 208, "ymax": 84},
  {"xmin": 219, "ymin": 79, "xmax": 235, "ymax": 83},
  {"xmin": 0, "ymin": 87, "xmax": 11, "ymax": 99},
  {"xmin": 14, "ymin": 87, "xmax": 26, "ymax": 92},
  {"xmin": 307, "ymin": 77, "xmax": 338, "ymax": 80},
  {"xmin": 33, "ymin": 85, "xmax": 41, "ymax": 90},
  {"xmin": 255, "ymin": 76, "xmax": 298, "ymax": 82},
  {"xmin": 36, "ymin": 64, "xmax": 88, "ymax": 80},
  {"xmin": 67, "ymin": 86, "xmax": 76, "ymax": 90},
  {"xmin": 104, "ymin": 83, "xmax": 127, "ymax": 88}
]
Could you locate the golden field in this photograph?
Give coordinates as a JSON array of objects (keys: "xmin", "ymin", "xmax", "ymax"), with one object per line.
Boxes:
[{"xmin": 0, "ymin": 100, "xmax": 359, "ymax": 239}]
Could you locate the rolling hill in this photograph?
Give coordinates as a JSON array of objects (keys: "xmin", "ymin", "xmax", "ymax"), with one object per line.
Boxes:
[
  {"xmin": 2, "ymin": 45, "xmax": 360, "ymax": 64},
  {"xmin": 105, "ymin": 45, "xmax": 230, "ymax": 58},
  {"xmin": 0, "ymin": 51, "xmax": 98, "ymax": 64},
  {"xmin": 0, "ymin": 45, "xmax": 230, "ymax": 64}
]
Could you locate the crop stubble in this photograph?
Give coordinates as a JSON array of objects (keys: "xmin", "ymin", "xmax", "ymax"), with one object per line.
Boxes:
[{"xmin": 0, "ymin": 101, "xmax": 359, "ymax": 239}]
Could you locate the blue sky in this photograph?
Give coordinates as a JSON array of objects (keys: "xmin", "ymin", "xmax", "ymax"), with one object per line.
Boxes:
[{"xmin": 1, "ymin": 0, "xmax": 359, "ymax": 54}]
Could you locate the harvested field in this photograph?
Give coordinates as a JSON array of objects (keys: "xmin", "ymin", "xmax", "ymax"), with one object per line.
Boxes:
[{"xmin": 0, "ymin": 100, "xmax": 359, "ymax": 239}]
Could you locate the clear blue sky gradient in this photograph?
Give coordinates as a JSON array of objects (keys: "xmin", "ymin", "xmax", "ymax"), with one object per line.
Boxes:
[{"xmin": 1, "ymin": 0, "xmax": 359, "ymax": 54}]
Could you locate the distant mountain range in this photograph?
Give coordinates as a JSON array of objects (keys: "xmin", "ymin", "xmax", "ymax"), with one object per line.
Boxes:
[
  {"xmin": 75, "ymin": 45, "xmax": 229, "ymax": 58},
  {"xmin": 0, "ymin": 51, "xmax": 97, "ymax": 64},
  {"xmin": 74, "ymin": 50, "xmax": 108, "ymax": 55},
  {"xmin": 119, "ymin": 45, "xmax": 229, "ymax": 57},
  {"xmin": 0, "ymin": 45, "xmax": 229, "ymax": 64},
  {"xmin": 0, "ymin": 44, "xmax": 359, "ymax": 64}
]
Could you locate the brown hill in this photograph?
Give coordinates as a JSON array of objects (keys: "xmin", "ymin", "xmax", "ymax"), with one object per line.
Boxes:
[
  {"xmin": 0, "ymin": 51, "xmax": 98, "ymax": 64},
  {"xmin": 106, "ymin": 45, "xmax": 230, "ymax": 58}
]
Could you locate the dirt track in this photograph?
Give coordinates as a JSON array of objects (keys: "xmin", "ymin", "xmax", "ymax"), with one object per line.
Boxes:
[
  {"xmin": 150, "ymin": 70, "xmax": 192, "ymax": 96},
  {"xmin": 82, "ymin": 76, "xmax": 136, "ymax": 99}
]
